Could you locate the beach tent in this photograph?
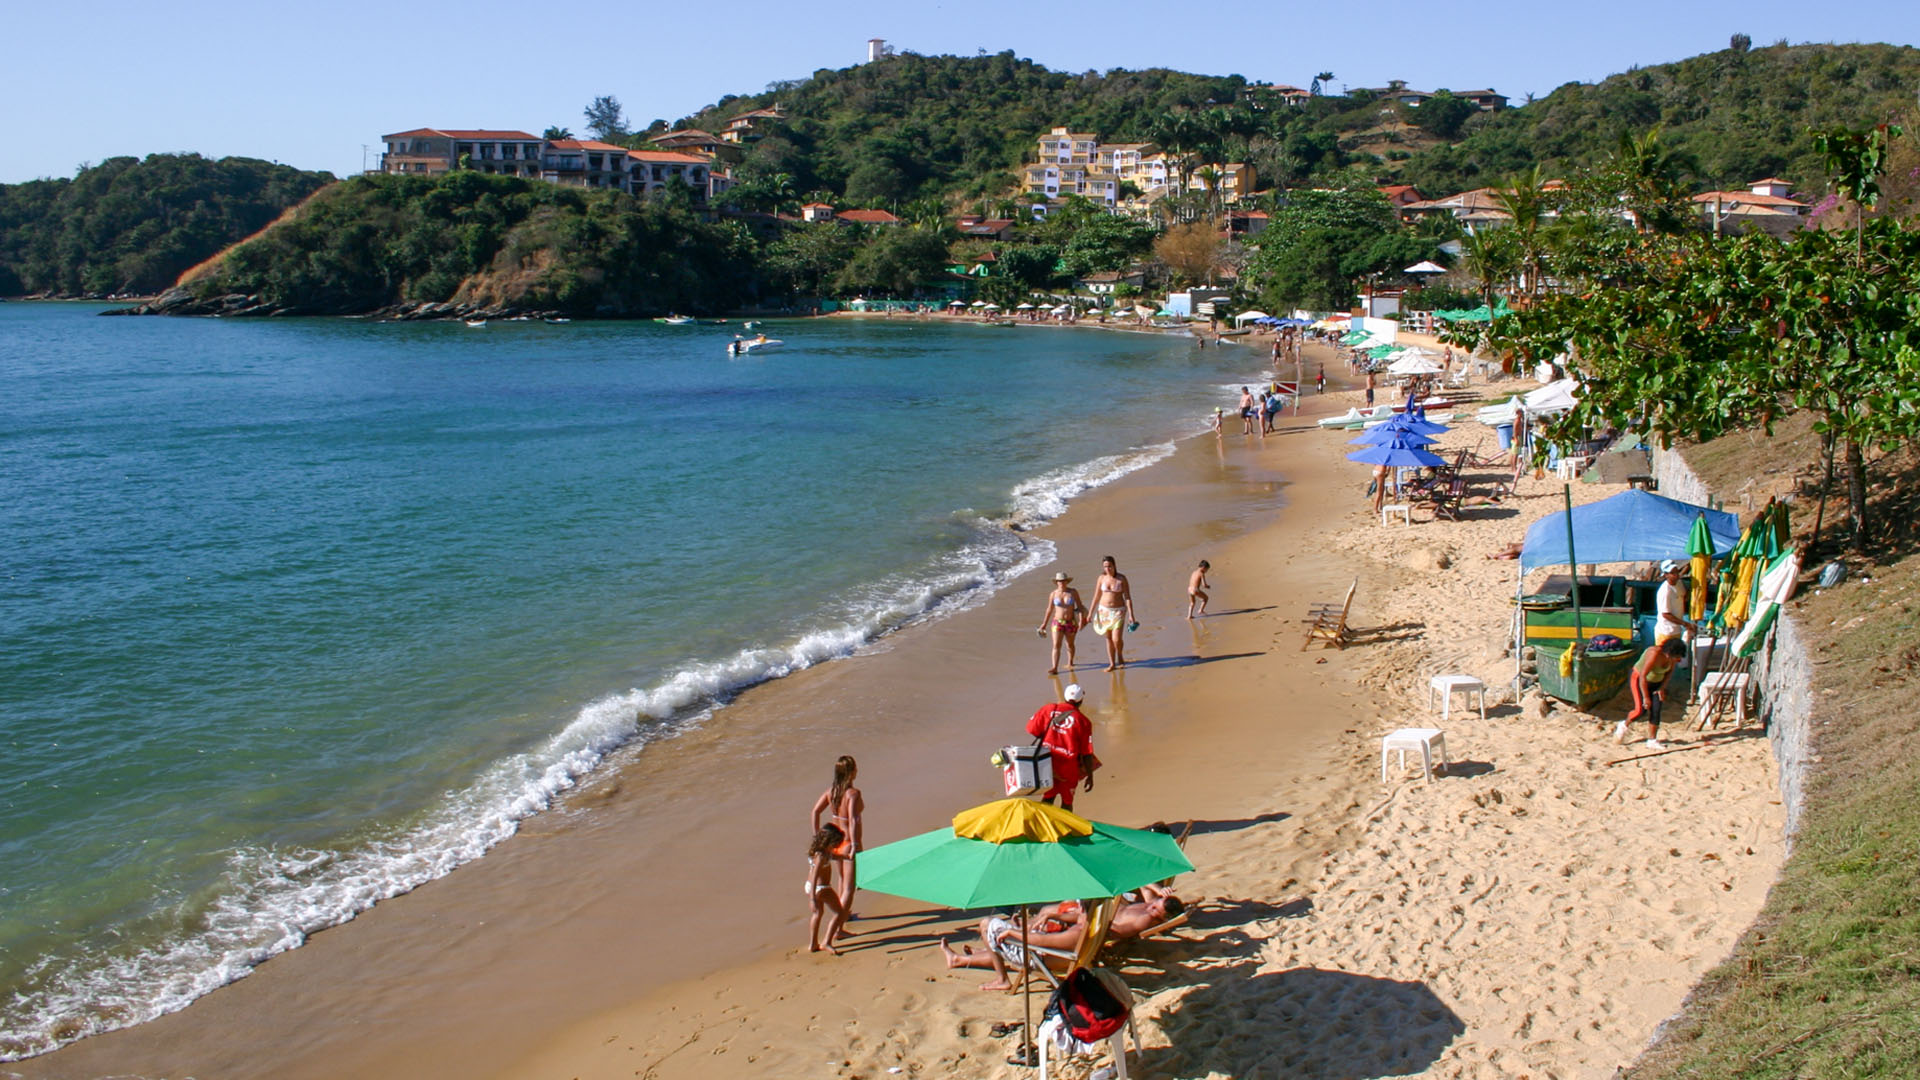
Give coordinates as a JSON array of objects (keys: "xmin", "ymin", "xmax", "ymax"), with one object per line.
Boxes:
[
  {"xmin": 1403, "ymin": 260, "xmax": 1448, "ymax": 275},
  {"xmin": 947, "ymin": 300, "xmax": 967, "ymax": 308},
  {"xmin": 1523, "ymin": 378, "xmax": 1580, "ymax": 415},
  {"xmin": 1519, "ymin": 490, "xmax": 1742, "ymax": 571},
  {"xmin": 1233, "ymin": 310, "xmax": 1270, "ymax": 325},
  {"xmin": 1016, "ymin": 303, "xmax": 1035, "ymax": 310},
  {"xmin": 1387, "ymin": 355, "xmax": 1443, "ymax": 375}
]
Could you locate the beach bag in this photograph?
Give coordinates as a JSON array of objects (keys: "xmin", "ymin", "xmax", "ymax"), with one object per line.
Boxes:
[
  {"xmin": 1042, "ymin": 967, "xmax": 1130, "ymax": 1044},
  {"xmin": 996, "ymin": 742, "xmax": 1053, "ymax": 796}
]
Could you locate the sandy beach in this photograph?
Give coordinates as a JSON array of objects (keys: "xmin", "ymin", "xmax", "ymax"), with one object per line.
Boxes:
[{"xmin": 9, "ymin": 341, "xmax": 1785, "ymax": 1080}]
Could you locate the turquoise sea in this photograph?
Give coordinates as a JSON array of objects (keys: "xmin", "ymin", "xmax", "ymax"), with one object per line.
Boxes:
[{"xmin": 0, "ymin": 303, "xmax": 1264, "ymax": 1057}]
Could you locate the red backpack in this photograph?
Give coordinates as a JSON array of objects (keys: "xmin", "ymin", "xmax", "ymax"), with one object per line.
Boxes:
[{"xmin": 1043, "ymin": 967, "xmax": 1129, "ymax": 1043}]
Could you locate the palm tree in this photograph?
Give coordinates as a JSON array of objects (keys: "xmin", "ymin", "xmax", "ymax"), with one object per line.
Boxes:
[
  {"xmin": 1493, "ymin": 165, "xmax": 1551, "ymax": 297},
  {"xmin": 1459, "ymin": 227, "xmax": 1519, "ymax": 310},
  {"xmin": 1607, "ymin": 129, "xmax": 1695, "ymax": 234},
  {"xmin": 1310, "ymin": 72, "xmax": 1335, "ymax": 97}
]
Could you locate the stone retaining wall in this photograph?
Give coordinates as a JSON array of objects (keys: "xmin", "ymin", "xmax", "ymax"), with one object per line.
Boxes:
[{"xmin": 1655, "ymin": 446, "xmax": 1814, "ymax": 840}]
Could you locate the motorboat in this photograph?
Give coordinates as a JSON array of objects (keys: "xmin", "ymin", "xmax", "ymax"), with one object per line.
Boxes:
[
  {"xmin": 543, "ymin": 317, "xmax": 572, "ymax": 324},
  {"xmin": 658, "ymin": 314, "xmax": 696, "ymax": 325},
  {"xmin": 728, "ymin": 335, "xmax": 783, "ymax": 356},
  {"xmin": 465, "ymin": 319, "xmax": 487, "ymax": 328}
]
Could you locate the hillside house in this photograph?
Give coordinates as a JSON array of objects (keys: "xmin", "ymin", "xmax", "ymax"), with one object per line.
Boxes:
[
  {"xmin": 837, "ymin": 209, "xmax": 902, "ymax": 225},
  {"xmin": 626, "ymin": 150, "xmax": 714, "ymax": 202},
  {"xmin": 1692, "ymin": 177, "xmax": 1810, "ymax": 236},
  {"xmin": 1245, "ymin": 84, "xmax": 1311, "ymax": 107},
  {"xmin": 543, "ymin": 139, "xmax": 633, "ymax": 189},
  {"xmin": 956, "ymin": 216, "xmax": 1019, "ymax": 241},
  {"xmin": 1378, "ymin": 184, "xmax": 1425, "ymax": 211},
  {"xmin": 801, "ymin": 202, "xmax": 837, "ymax": 223},
  {"xmin": 722, "ymin": 106, "xmax": 786, "ymax": 144},
  {"xmin": 379, "ymin": 129, "xmax": 544, "ymax": 177},
  {"xmin": 1455, "ymin": 89, "xmax": 1509, "ymax": 111},
  {"xmin": 1362, "ymin": 81, "xmax": 1433, "ymax": 106},
  {"xmin": 1076, "ymin": 269, "xmax": 1146, "ymax": 296}
]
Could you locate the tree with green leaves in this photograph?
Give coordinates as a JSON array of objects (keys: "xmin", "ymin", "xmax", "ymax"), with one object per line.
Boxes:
[
  {"xmin": 834, "ymin": 226, "xmax": 950, "ymax": 296},
  {"xmin": 583, "ymin": 96, "xmax": 629, "ymax": 142},
  {"xmin": 1245, "ymin": 186, "xmax": 1432, "ymax": 311},
  {"xmin": 1479, "ymin": 125, "xmax": 1920, "ymax": 552},
  {"xmin": 543, "ymin": 126, "xmax": 574, "ymax": 141}
]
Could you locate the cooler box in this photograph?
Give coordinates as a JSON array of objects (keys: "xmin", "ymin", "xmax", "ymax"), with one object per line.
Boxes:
[{"xmin": 1002, "ymin": 744, "xmax": 1054, "ymax": 797}]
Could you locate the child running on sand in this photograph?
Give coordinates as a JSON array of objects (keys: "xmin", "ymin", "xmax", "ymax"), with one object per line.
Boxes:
[
  {"xmin": 1186, "ymin": 560, "xmax": 1211, "ymax": 619},
  {"xmin": 805, "ymin": 824, "xmax": 850, "ymax": 954}
]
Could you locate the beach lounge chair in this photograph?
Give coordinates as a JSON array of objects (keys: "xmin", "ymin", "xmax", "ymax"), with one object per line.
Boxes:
[
  {"xmin": 1303, "ymin": 580, "xmax": 1358, "ymax": 651},
  {"xmin": 1418, "ymin": 475, "xmax": 1469, "ymax": 521}
]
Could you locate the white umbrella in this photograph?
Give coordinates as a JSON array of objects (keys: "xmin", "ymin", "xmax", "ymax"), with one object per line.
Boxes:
[
  {"xmin": 1403, "ymin": 260, "xmax": 1447, "ymax": 275},
  {"xmin": 1052, "ymin": 304, "xmax": 1071, "ymax": 313},
  {"xmin": 1387, "ymin": 356, "xmax": 1443, "ymax": 375},
  {"xmin": 983, "ymin": 303, "xmax": 1001, "ymax": 310},
  {"xmin": 947, "ymin": 300, "xmax": 966, "ymax": 307},
  {"xmin": 1016, "ymin": 303, "xmax": 1035, "ymax": 310},
  {"xmin": 970, "ymin": 301, "xmax": 987, "ymax": 308},
  {"xmin": 1233, "ymin": 310, "xmax": 1270, "ymax": 325}
]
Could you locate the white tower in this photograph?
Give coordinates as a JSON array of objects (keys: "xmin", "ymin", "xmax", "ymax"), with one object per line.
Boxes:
[{"xmin": 868, "ymin": 38, "xmax": 888, "ymax": 63}]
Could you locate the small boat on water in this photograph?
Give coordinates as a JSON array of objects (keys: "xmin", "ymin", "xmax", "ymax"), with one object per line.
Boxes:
[
  {"xmin": 743, "ymin": 320, "xmax": 761, "ymax": 330},
  {"xmin": 658, "ymin": 315, "xmax": 696, "ymax": 325},
  {"xmin": 544, "ymin": 317, "xmax": 572, "ymax": 324},
  {"xmin": 465, "ymin": 319, "xmax": 488, "ymax": 328},
  {"xmin": 728, "ymin": 334, "xmax": 784, "ymax": 356}
]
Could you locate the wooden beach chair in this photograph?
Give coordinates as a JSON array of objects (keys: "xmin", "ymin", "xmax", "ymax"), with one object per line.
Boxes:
[
  {"xmin": 1419, "ymin": 475, "xmax": 1470, "ymax": 521},
  {"xmin": 1303, "ymin": 580, "xmax": 1358, "ymax": 651}
]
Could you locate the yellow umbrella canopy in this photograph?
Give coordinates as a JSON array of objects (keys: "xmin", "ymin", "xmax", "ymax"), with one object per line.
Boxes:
[{"xmin": 952, "ymin": 797, "xmax": 1093, "ymax": 843}]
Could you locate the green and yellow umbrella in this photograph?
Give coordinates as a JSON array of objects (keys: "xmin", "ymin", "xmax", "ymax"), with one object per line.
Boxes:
[{"xmin": 1687, "ymin": 513, "xmax": 1713, "ymax": 622}]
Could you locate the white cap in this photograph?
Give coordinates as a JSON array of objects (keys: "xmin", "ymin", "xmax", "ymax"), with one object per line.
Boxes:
[
  {"xmin": 1660, "ymin": 559, "xmax": 1681, "ymax": 574},
  {"xmin": 1063, "ymin": 684, "xmax": 1085, "ymax": 702}
]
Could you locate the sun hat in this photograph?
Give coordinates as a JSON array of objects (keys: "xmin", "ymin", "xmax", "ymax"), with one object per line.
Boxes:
[
  {"xmin": 1063, "ymin": 684, "xmax": 1085, "ymax": 702},
  {"xmin": 1053, "ymin": 572, "xmax": 1072, "ymax": 582},
  {"xmin": 1659, "ymin": 559, "xmax": 1681, "ymax": 574}
]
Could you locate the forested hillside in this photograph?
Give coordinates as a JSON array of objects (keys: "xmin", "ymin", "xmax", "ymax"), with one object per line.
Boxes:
[
  {"xmin": 167, "ymin": 170, "xmax": 758, "ymax": 317},
  {"xmin": 0, "ymin": 154, "xmax": 333, "ymax": 297},
  {"xmin": 1397, "ymin": 41, "xmax": 1920, "ymax": 195},
  {"xmin": 657, "ymin": 41, "xmax": 1920, "ymax": 206}
]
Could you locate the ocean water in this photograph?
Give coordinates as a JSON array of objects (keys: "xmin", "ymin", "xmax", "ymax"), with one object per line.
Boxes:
[{"xmin": 0, "ymin": 303, "xmax": 1264, "ymax": 1058}]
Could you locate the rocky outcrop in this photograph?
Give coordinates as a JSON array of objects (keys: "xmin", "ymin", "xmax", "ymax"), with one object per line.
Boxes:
[{"xmin": 101, "ymin": 287, "xmax": 556, "ymax": 322}]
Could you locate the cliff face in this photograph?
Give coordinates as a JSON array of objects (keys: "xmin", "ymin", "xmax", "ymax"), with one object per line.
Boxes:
[{"xmin": 108, "ymin": 171, "xmax": 759, "ymax": 319}]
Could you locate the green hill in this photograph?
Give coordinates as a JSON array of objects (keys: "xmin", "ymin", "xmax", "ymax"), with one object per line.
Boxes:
[
  {"xmin": 660, "ymin": 42, "xmax": 1920, "ymax": 205},
  {"xmin": 0, "ymin": 154, "xmax": 334, "ymax": 297}
]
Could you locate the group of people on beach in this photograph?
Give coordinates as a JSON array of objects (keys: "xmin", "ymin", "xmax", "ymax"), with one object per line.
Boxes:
[
  {"xmin": 1038, "ymin": 556, "xmax": 1212, "ymax": 674},
  {"xmin": 804, "ymin": 755, "xmax": 864, "ymax": 954}
]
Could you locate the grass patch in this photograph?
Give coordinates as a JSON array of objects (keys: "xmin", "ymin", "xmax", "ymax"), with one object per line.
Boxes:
[{"xmin": 1628, "ymin": 429, "xmax": 1920, "ymax": 1079}]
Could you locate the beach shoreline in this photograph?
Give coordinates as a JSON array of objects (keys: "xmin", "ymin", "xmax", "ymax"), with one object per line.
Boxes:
[{"xmin": 9, "ymin": 346, "xmax": 1785, "ymax": 1080}]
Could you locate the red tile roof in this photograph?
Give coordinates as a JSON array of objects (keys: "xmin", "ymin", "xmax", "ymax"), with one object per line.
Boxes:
[
  {"xmin": 837, "ymin": 209, "xmax": 901, "ymax": 224},
  {"xmin": 547, "ymin": 139, "xmax": 630, "ymax": 152},
  {"xmin": 802, "ymin": 202, "xmax": 835, "ymax": 209},
  {"xmin": 627, "ymin": 150, "xmax": 709, "ymax": 164},
  {"xmin": 383, "ymin": 128, "xmax": 540, "ymax": 141},
  {"xmin": 1692, "ymin": 191, "xmax": 1807, "ymax": 209}
]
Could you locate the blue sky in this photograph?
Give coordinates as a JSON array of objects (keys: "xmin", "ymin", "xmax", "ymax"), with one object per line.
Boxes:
[{"xmin": 6, "ymin": 0, "xmax": 1916, "ymax": 185}]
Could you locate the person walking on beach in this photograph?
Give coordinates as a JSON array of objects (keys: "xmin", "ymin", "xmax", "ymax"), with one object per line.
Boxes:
[
  {"xmin": 1037, "ymin": 571, "xmax": 1087, "ymax": 675},
  {"xmin": 1186, "ymin": 560, "xmax": 1211, "ymax": 619},
  {"xmin": 1371, "ymin": 463, "xmax": 1390, "ymax": 516},
  {"xmin": 1316, "ymin": 364, "xmax": 1327, "ymax": 394},
  {"xmin": 1617, "ymin": 638, "xmax": 1686, "ymax": 750},
  {"xmin": 1089, "ymin": 555, "xmax": 1137, "ymax": 670},
  {"xmin": 1365, "ymin": 369, "xmax": 1377, "ymax": 407},
  {"xmin": 1027, "ymin": 684, "xmax": 1096, "ymax": 811},
  {"xmin": 809, "ymin": 756, "xmax": 864, "ymax": 917},
  {"xmin": 805, "ymin": 824, "xmax": 851, "ymax": 954},
  {"xmin": 1238, "ymin": 387, "xmax": 1256, "ymax": 434}
]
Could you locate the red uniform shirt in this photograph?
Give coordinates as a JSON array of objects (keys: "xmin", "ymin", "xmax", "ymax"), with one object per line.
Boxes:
[{"xmin": 1026, "ymin": 702, "xmax": 1093, "ymax": 784}]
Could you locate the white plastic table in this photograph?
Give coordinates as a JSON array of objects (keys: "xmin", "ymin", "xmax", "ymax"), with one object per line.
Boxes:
[
  {"xmin": 1381, "ymin": 728, "xmax": 1448, "ymax": 782},
  {"xmin": 1429, "ymin": 674, "xmax": 1487, "ymax": 723}
]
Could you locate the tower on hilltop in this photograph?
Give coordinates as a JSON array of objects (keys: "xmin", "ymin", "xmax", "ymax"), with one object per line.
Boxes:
[{"xmin": 867, "ymin": 38, "xmax": 893, "ymax": 63}]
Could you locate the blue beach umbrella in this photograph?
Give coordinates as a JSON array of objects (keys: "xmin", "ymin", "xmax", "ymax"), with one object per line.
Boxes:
[
  {"xmin": 1347, "ymin": 440, "xmax": 1447, "ymax": 468},
  {"xmin": 1351, "ymin": 426, "xmax": 1437, "ymax": 447}
]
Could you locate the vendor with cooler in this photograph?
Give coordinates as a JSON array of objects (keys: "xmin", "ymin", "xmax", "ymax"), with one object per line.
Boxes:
[{"xmin": 1025, "ymin": 685, "xmax": 1098, "ymax": 812}]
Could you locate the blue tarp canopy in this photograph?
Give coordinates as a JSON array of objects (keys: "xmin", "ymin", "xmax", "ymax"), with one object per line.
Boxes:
[{"xmin": 1520, "ymin": 490, "xmax": 1742, "ymax": 571}]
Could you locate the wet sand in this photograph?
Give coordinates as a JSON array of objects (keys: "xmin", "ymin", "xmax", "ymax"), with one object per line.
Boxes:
[{"xmin": 11, "ymin": 346, "xmax": 1785, "ymax": 1080}]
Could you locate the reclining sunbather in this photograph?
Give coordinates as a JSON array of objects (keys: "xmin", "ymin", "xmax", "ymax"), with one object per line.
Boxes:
[{"xmin": 938, "ymin": 890, "xmax": 1185, "ymax": 990}]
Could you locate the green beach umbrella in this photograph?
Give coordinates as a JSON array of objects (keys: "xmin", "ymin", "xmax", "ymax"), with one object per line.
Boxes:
[
  {"xmin": 1732, "ymin": 548, "xmax": 1801, "ymax": 657},
  {"xmin": 857, "ymin": 799, "xmax": 1192, "ymax": 910},
  {"xmin": 1687, "ymin": 514, "xmax": 1713, "ymax": 621},
  {"xmin": 858, "ymin": 799, "xmax": 1192, "ymax": 1064}
]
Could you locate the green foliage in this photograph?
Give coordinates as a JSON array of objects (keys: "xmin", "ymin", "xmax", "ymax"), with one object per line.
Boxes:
[
  {"xmin": 1413, "ymin": 91, "xmax": 1478, "ymax": 140},
  {"xmin": 1245, "ymin": 186, "xmax": 1433, "ymax": 310},
  {"xmin": 0, "ymin": 154, "xmax": 332, "ymax": 296},
  {"xmin": 993, "ymin": 244, "xmax": 1063, "ymax": 289},
  {"xmin": 201, "ymin": 171, "xmax": 757, "ymax": 316},
  {"xmin": 764, "ymin": 221, "xmax": 861, "ymax": 298},
  {"xmin": 1059, "ymin": 213, "xmax": 1156, "ymax": 278},
  {"xmin": 583, "ymin": 95, "xmax": 629, "ymax": 142},
  {"xmin": 831, "ymin": 226, "xmax": 949, "ymax": 296}
]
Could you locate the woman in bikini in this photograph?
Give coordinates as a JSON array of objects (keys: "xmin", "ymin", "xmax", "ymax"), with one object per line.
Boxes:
[
  {"xmin": 1089, "ymin": 555, "xmax": 1137, "ymax": 671},
  {"xmin": 804, "ymin": 824, "xmax": 850, "ymax": 954},
  {"xmin": 809, "ymin": 756, "xmax": 864, "ymax": 919},
  {"xmin": 1036, "ymin": 571, "xmax": 1086, "ymax": 674}
]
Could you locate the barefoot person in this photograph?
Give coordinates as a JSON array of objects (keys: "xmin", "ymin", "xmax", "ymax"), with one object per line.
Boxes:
[
  {"xmin": 1036, "ymin": 572, "xmax": 1086, "ymax": 675},
  {"xmin": 1238, "ymin": 387, "xmax": 1256, "ymax": 434},
  {"xmin": 809, "ymin": 756, "xmax": 863, "ymax": 917},
  {"xmin": 938, "ymin": 891, "xmax": 1184, "ymax": 989},
  {"xmin": 804, "ymin": 824, "xmax": 851, "ymax": 954},
  {"xmin": 1186, "ymin": 560, "xmax": 1211, "ymax": 619},
  {"xmin": 1089, "ymin": 555, "xmax": 1137, "ymax": 671},
  {"xmin": 1616, "ymin": 638, "xmax": 1686, "ymax": 750}
]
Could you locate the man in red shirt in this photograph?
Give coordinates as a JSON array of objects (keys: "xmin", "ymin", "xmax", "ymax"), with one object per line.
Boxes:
[{"xmin": 1026, "ymin": 684, "xmax": 1097, "ymax": 811}]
